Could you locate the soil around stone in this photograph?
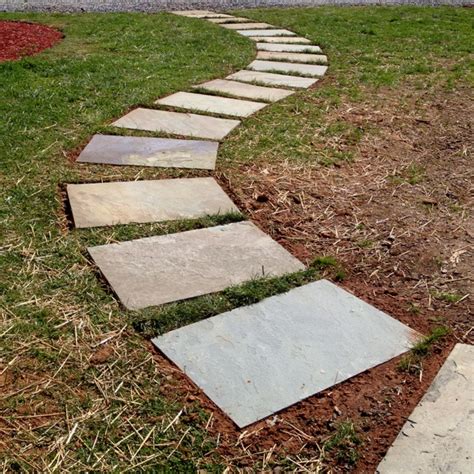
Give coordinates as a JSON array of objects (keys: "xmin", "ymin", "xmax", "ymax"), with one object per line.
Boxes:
[{"xmin": 0, "ymin": 20, "xmax": 63, "ymax": 62}]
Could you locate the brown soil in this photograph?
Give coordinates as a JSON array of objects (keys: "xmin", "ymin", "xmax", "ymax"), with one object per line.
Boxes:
[{"xmin": 0, "ymin": 21, "xmax": 63, "ymax": 62}]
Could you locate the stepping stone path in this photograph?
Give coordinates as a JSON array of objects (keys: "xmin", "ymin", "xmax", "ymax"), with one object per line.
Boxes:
[{"xmin": 68, "ymin": 10, "xmax": 422, "ymax": 429}]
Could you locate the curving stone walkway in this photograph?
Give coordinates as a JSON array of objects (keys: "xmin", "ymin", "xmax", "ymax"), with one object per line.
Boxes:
[{"xmin": 69, "ymin": 11, "xmax": 420, "ymax": 428}]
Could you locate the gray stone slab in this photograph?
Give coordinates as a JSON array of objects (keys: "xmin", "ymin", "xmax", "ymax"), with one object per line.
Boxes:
[
  {"xmin": 88, "ymin": 221, "xmax": 304, "ymax": 310},
  {"xmin": 172, "ymin": 10, "xmax": 232, "ymax": 18},
  {"xmin": 257, "ymin": 51, "xmax": 328, "ymax": 64},
  {"xmin": 153, "ymin": 279, "xmax": 420, "ymax": 428},
  {"xmin": 77, "ymin": 134, "xmax": 218, "ymax": 170},
  {"xmin": 156, "ymin": 92, "xmax": 266, "ymax": 118},
  {"xmin": 222, "ymin": 22, "xmax": 273, "ymax": 30},
  {"xmin": 194, "ymin": 79, "xmax": 294, "ymax": 102},
  {"xmin": 112, "ymin": 108, "xmax": 240, "ymax": 141},
  {"xmin": 249, "ymin": 60, "xmax": 328, "ymax": 77},
  {"xmin": 68, "ymin": 177, "xmax": 238, "ymax": 228},
  {"xmin": 249, "ymin": 36, "xmax": 310, "ymax": 44},
  {"xmin": 227, "ymin": 70, "xmax": 318, "ymax": 89},
  {"xmin": 378, "ymin": 343, "xmax": 474, "ymax": 474},
  {"xmin": 237, "ymin": 29, "xmax": 296, "ymax": 37},
  {"xmin": 207, "ymin": 17, "xmax": 250, "ymax": 23},
  {"xmin": 257, "ymin": 42, "xmax": 322, "ymax": 53}
]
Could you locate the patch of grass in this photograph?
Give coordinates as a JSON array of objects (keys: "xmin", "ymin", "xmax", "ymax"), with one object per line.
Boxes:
[
  {"xmin": 432, "ymin": 290, "xmax": 464, "ymax": 304},
  {"xmin": 323, "ymin": 421, "xmax": 362, "ymax": 466},
  {"xmin": 312, "ymin": 255, "xmax": 346, "ymax": 281}
]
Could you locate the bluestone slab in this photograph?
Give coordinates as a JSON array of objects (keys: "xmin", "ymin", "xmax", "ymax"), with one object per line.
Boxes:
[
  {"xmin": 228, "ymin": 70, "xmax": 317, "ymax": 89},
  {"xmin": 156, "ymin": 92, "xmax": 266, "ymax": 118},
  {"xmin": 88, "ymin": 221, "xmax": 304, "ymax": 310},
  {"xmin": 237, "ymin": 29, "xmax": 296, "ymax": 37},
  {"xmin": 249, "ymin": 36, "xmax": 310, "ymax": 44},
  {"xmin": 112, "ymin": 108, "xmax": 240, "ymax": 140},
  {"xmin": 249, "ymin": 60, "xmax": 328, "ymax": 77},
  {"xmin": 257, "ymin": 42, "xmax": 322, "ymax": 53},
  {"xmin": 76, "ymin": 134, "xmax": 218, "ymax": 170},
  {"xmin": 378, "ymin": 343, "xmax": 474, "ymax": 474},
  {"xmin": 153, "ymin": 280, "xmax": 420, "ymax": 428},
  {"xmin": 195, "ymin": 79, "xmax": 294, "ymax": 102},
  {"xmin": 257, "ymin": 51, "xmax": 328, "ymax": 64},
  {"xmin": 222, "ymin": 22, "xmax": 273, "ymax": 30},
  {"xmin": 67, "ymin": 177, "xmax": 238, "ymax": 228},
  {"xmin": 172, "ymin": 10, "xmax": 232, "ymax": 18}
]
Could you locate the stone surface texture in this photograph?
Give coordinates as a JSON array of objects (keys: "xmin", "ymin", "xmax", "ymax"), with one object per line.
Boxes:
[
  {"xmin": 257, "ymin": 51, "xmax": 328, "ymax": 63},
  {"xmin": 88, "ymin": 221, "xmax": 304, "ymax": 310},
  {"xmin": 238, "ymin": 29, "xmax": 296, "ymax": 37},
  {"xmin": 112, "ymin": 108, "xmax": 240, "ymax": 140},
  {"xmin": 250, "ymin": 36, "xmax": 311, "ymax": 43},
  {"xmin": 249, "ymin": 59, "xmax": 328, "ymax": 76},
  {"xmin": 77, "ymin": 134, "xmax": 218, "ymax": 170},
  {"xmin": 156, "ymin": 91, "xmax": 266, "ymax": 117},
  {"xmin": 153, "ymin": 279, "xmax": 420, "ymax": 427},
  {"xmin": 222, "ymin": 22, "xmax": 273, "ymax": 29},
  {"xmin": 378, "ymin": 343, "xmax": 474, "ymax": 474},
  {"xmin": 67, "ymin": 177, "xmax": 238, "ymax": 228},
  {"xmin": 172, "ymin": 10, "xmax": 231, "ymax": 17},
  {"xmin": 256, "ymin": 42, "xmax": 322, "ymax": 53},
  {"xmin": 228, "ymin": 70, "xmax": 317, "ymax": 88},
  {"xmin": 207, "ymin": 17, "xmax": 250, "ymax": 23}
]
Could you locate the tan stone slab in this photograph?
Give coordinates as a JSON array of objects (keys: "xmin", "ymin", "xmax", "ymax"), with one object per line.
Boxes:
[
  {"xmin": 257, "ymin": 51, "xmax": 328, "ymax": 64},
  {"xmin": 249, "ymin": 36, "xmax": 311, "ymax": 44},
  {"xmin": 237, "ymin": 29, "xmax": 296, "ymax": 37},
  {"xmin": 257, "ymin": 42, "xmax": 322, "ymax": 53},
  {"xmin": 228, "ymin": 70, "xmax": 317, "ymax": 89},
  {"xmin": 88, "ymin": 221, "xmax": 304, "ymax": 310},
  {"xmin": 222, "ymin": 22, "xmax": 273, "ymax": 30},
  {"xmin": 249, "ymin": 60, "xmax": 328, "ymax": 77},
  {"xmin": 194, "ymin": 79, "xmax": 294, "ymax": 103},
  {"xmin": 112, "ymin": 108, "xmax": 240, "ymax": 141},
  {"xmin": 156, "ymin": 92, "xmax": 266, "ymax": 118},
  {"xmin": 207, "ymin": 17, "xmax": 250, "ymax": 23},
  {"xmin": 68, "ymin": 177, "xmax": 239, "ymax": 228},
  {"xmin": 172, "ymin": 10, "xmax": 232, "ymax": 18}
]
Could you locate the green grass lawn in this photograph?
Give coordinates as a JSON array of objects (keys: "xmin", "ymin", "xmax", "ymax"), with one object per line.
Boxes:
[{"xmin": 0, "ymin": 7, "xmax": 472, "ymax": 471}]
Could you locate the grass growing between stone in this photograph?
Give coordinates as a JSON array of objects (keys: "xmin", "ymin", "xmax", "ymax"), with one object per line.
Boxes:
[{"xmin": 1, "ymin": 6, "xmax": 473, "ymax": 472}]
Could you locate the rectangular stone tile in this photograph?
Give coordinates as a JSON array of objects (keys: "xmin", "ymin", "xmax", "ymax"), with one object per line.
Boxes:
[
  {"xmin": 207, "ymin": 17, "xmax": 250, "ymax": 23},
  {"xmin": 153, "ymin": 279, "xmax": 420, "ymax": 428},
  {"xmin": 248, "ymin": 36, "xmax": 310, "ymax": 44},
  {"xmin": 221, "ymin": 22, "xmax": 273, "ymax": 30},
  {"xmin": 378, "ymin": 343, "xmax": 474, "ymax": 474},
  {"xmin": 249, "ymin": 60, "xmax": 328, "ymax": 77},
  {"xmin": 156, "ymin": 92, "xmax": 266, "ymax": 118},
  {"xmin": 257, "ymin": 51, "xmax": 328, "ymax": 64},
  {"xmin": 257, "ymin": 42, "xmax": 322, "ymax": 53},
  {"xmin": 172, "ymin": 10, "xmax": 232, "ymax": 18},
  {"xmin": 68, "ymin": 177, "xmax": 238, "ymax": 228},
  {"xmin": 77, "ymin": 135, "xmax": 218, "ymax": 170},
  {"xmin": 88, "ymin": 221, "xmax": 304, "ymax": 310},
  {"xmin": 194, "ymin": 79, "xmax": 294, "ymax": 103},
  {"xmin": 227, "ymin": 70, "xmax": 317, "ymax": 89},
  {"xmin": 112, "ymin": 108, "xmax": 240, "ymax": 141},
  {"xmin": 237, "ymin": 29, "xmax": 296, "ymax": 37}
]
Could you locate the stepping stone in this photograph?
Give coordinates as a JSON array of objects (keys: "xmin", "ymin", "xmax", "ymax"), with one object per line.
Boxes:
[
  {"xmin": 152, "ymin": 280, "xmax": 420, "ymax": 428},
  {"xmin": 228, "ymin": 70, "xmax": 318, "ymax": 89},
  {"xmin": 88, "ymin": 221, "xmax": 304, "ymax": 310},
  {"xmin": 378, "ymin": 343, "xmax": 474, "ymax": 474},
  {"xmin": 222, "ymin": 22, "xmax": 274, "ymax": 30},
  {"xmin": 156, "ymin": 92, "xmax": 266, "ymax": 118},
  {"xmin": 194, "ymin": 79, "xmax": 294, "ymax": 103},
  {"xmin": 237, "ymin": 29, "xmax": 296, "ymax": 37},
  {"xmin": 112, "ymin": 108, "xmax": 240, "ymax": 141},
  {"xmin": 257, "ymin": 51, "xmax": 328, "ymax": 64},
  {"xmin": 172, "ymin": 11, "xmax": 232, "ymax": 18},
  {"xmin": 207, "ymin": 17, "xmax": 250, "ymax": 24},
  {"xmin": 67, "ymin": 177, "xmax": 238, "ymax": 228},
  {"xmin": 250, "ymin": 36, "xmax": 311, "ymax": 44},
  {"xmin": 257, "ymin": 42, "xmax": 322, "ymax": 53},
  {"xmin": 76, "ymin": 135, "xmax": 218, "ymax": 170},
  {"xmin": 249, "ymin": 60, "xmax": 328, "ymax": 77}
]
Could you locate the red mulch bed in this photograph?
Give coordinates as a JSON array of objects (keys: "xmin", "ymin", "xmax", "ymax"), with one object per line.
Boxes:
[{"xmin": 0, "ymin": 21, "xmax": 63, "ymax": 62}]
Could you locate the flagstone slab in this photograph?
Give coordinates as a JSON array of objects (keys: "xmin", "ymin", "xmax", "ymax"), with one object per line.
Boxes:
[
  {"xmin": 228, "ymin": 70, "xmax": 317, "ymax": 89},
  {"xmin": 68, "ymin": 178, "xmax": 238, "ymax": 228},
  {"xmin": 195, "ymin": 79, "xmax": 294, "ymax": 102},
  {"xmin": 77, "ymin": 135, "xmax": 218, "ymax": 170},
  {"xmin": 249, "ymin": 36, "xmax": 311, "ymax": 44},
  {"xmin": 257, "ymin": 42, "xmax": 322, "ymax": 53},
  {"xmin": 207, "ymin": 17, "xmax": 250, "ymax": 23},
  {"xmin": 249, "ymin": 60, "xmax": 328, "ymax": 77},
  {"xmin": 153, "ymin": 279, "xmax": 420, "ymax": 428},
  {"xmin": 172, "ymin": 10, "xmax": 232, "ymax": 18},
  {"xmin": 378, "ymin": 343, "xmax": 474, "ymax": 474},
  {"xmin": 156, "ymin": 92, "xmax": 266, "ymax": 118},
  {"xmin": 237, "ymin": 29, "xmax": 296, "ymax": 37},
  {"xmin": 112, "ymin": 108, "xmax": 240, "ymax": 141},
  {"xmin": 257, "ymin": 51, "xmax": 328, "ymax": 64},
  {"xmin": 222, "ymin": 22, "xmax": 273, "ymax": 30},
  {"xmin": 88, "ymin": 221, "xmax": 304, "ymax": 310}
]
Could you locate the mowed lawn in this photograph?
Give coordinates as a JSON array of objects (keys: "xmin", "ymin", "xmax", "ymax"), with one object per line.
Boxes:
[{"xmin": 1, "ymin": 7, "xmax": 473, "ymax": 471}]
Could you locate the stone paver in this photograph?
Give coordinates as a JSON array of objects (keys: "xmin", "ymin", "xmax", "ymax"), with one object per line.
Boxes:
[
  {"xmin": 237, "ymin": 29, "xmax": 296, "ymax": 37},
  {"xmin": 228, "ymin": 70, "xmax": 318, "ymax": 89},
  {"xmin": 112, "ymin": 108, "xmax": 240, "ymax": 140},
  {"xmin": 207, "ymin": 17, "xmax": 250, "ymax": 24},
  {"xmin": 68, "ymin": 177, "xmax": 238, "ymax": 228},
  {"xmin": 378, "ymin": 343, "xmax": 474, "ymax": 474},
  {"xmin": 194, "ymin": 79, "xmax": 294, "ymax": 102},
  {"xmin": 156, "ymin": 91, "xmax": 266, "ymax": 118},
  {"xmin": 249, "ymin": 59, "xmax": 328, "ymax": 77},
  {"xmin": 153, "ymin": 279, "xmax": 420, "ymax": 427},
  {"xmin": 257, "ymin": 51, "xmax": 328, "ymax": 64},
  {"xmin": 249, "ymin": 36, "xmax": 311, "ymax": 44},
  {"xmin": 222, "ymin": 22, "xmax": 273, "ymax": 30},
  {"xmin": 257, "ymin": 42, "xmax": 322, "ymax": 53},
  {"xmin": 76, "ymin": 134, "xmax": 218, "ymax": 170},
  {"xmin": 172, "ymin": 10, "xmax": 232, "ymax": 18},
  {"xmin": 88, "ymin": 221, "xmax": 304, "ymax": 310}
]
